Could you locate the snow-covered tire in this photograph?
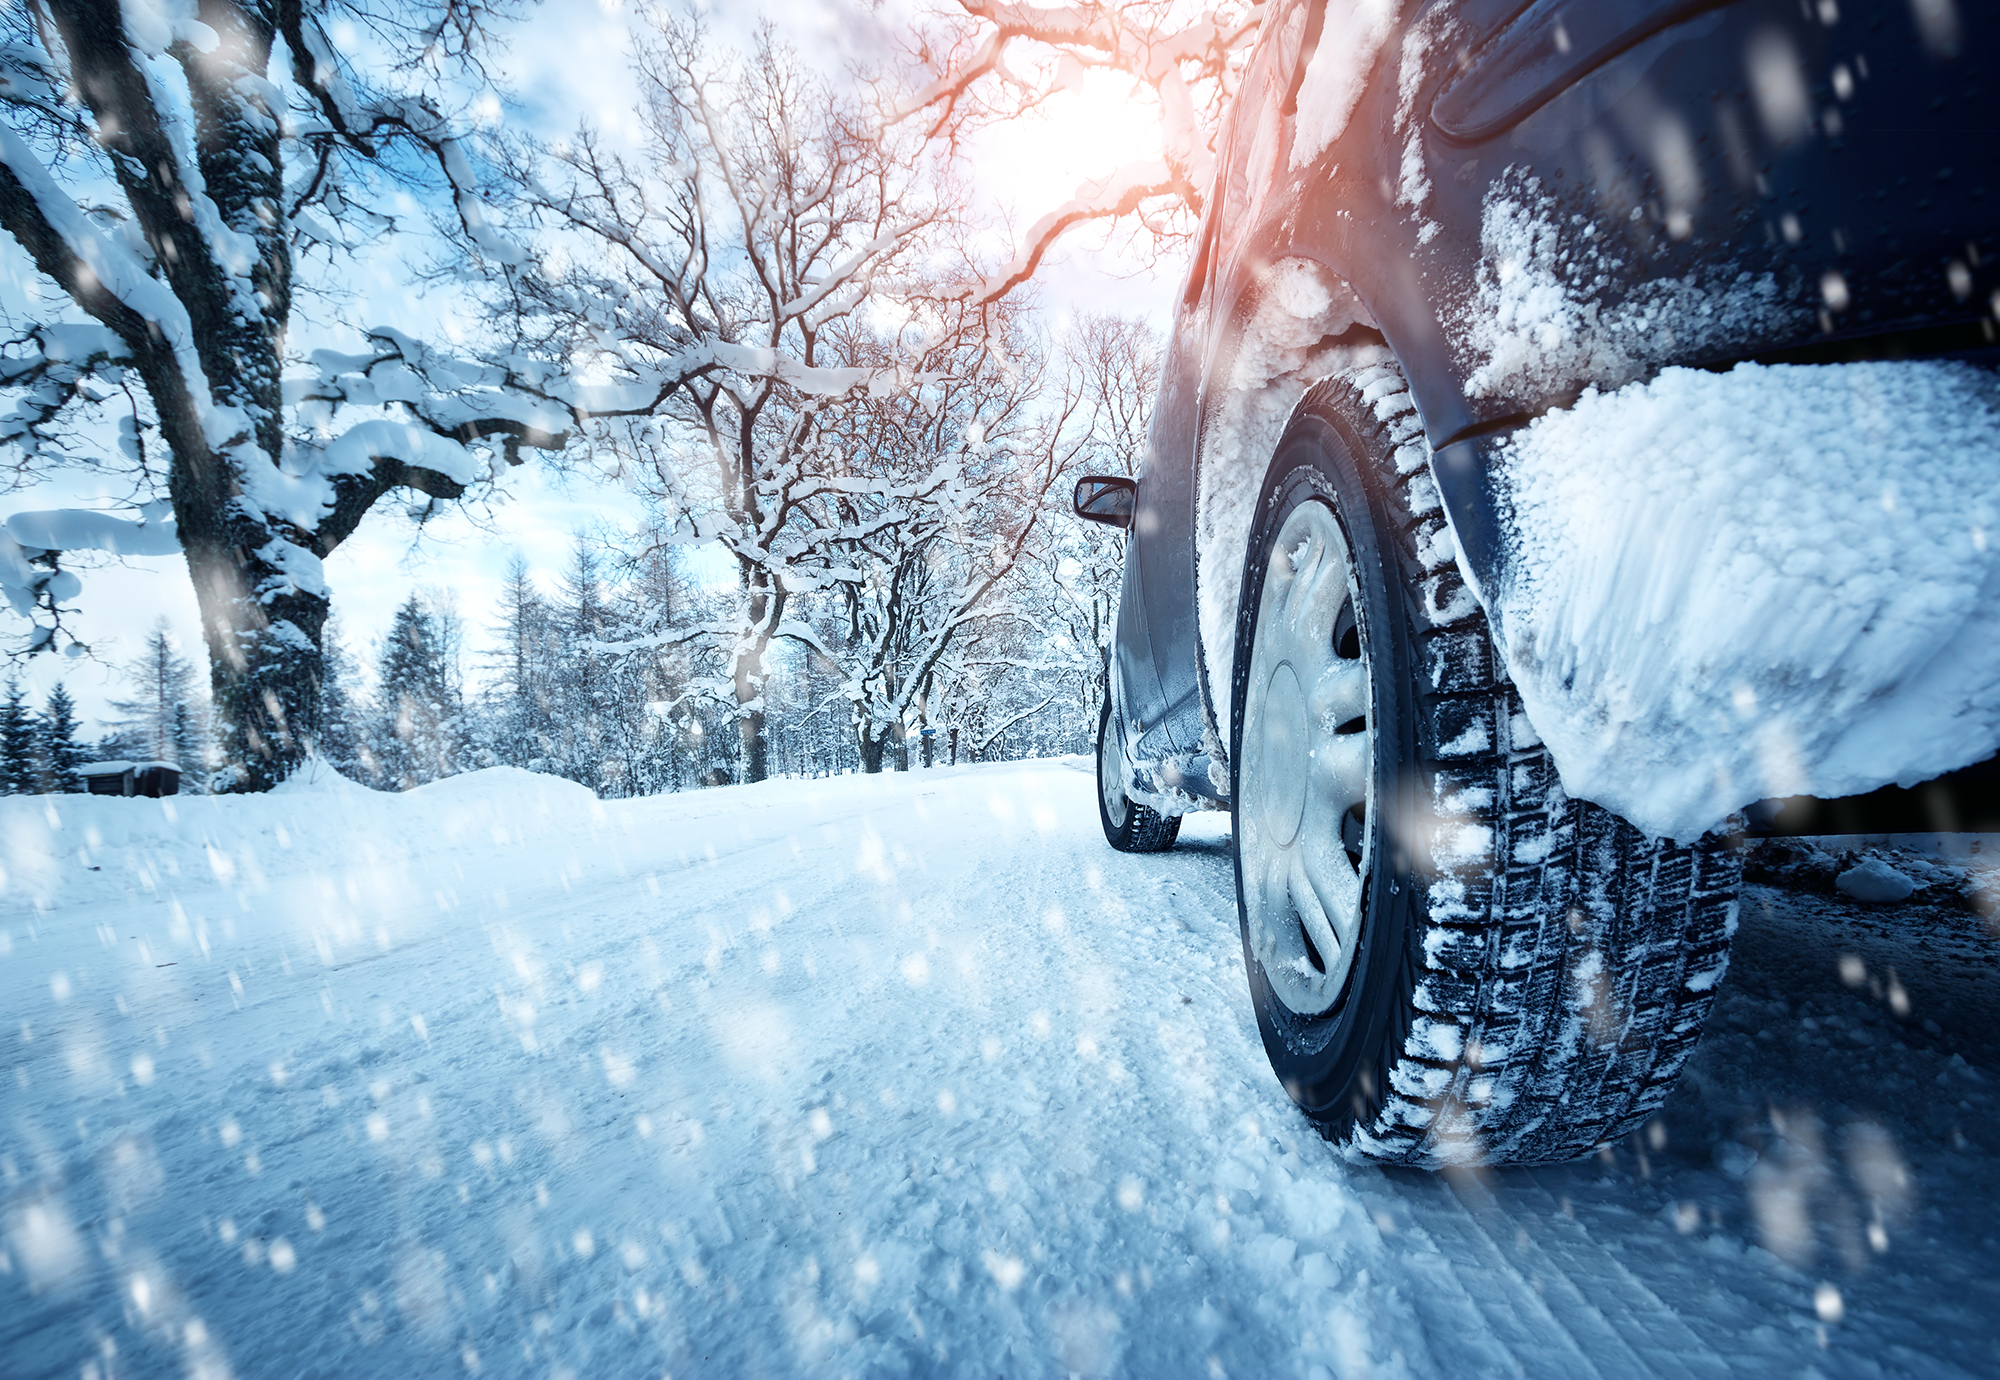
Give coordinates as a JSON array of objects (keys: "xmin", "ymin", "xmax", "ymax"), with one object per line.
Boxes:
[
  {"xmin": 1098, "ymin": 698, "xmax": 1181, "ymax": 853},
  {"xmin": 1228, "ymin": 364, "xmax": 1742, "ymax": 1166}
]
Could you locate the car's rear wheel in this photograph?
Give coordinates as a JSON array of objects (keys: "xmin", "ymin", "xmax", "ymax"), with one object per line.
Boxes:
[
  {"xmin": 1229, "ymin": 364, "xmax": 1742, "ymax": 1166},
  {"xmin": 1098, "ymin": 698, "xmax": 1181, "ymax": 853}
]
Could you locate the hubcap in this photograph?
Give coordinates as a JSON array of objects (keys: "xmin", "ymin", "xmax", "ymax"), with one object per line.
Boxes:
[
  {"xmin": 1259, "ymin": 664, "xmax": 1309, "ymax": 847},
  {"xmin": 1099, "ymin": 710, "xmax": 1130, "ymax": 829},
  {"xmin": 1239, "ymin": 500, "xmax": 1374, "ymax": 1016}
]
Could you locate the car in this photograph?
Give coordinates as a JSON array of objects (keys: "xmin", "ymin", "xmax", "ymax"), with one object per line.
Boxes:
[{"xmin": 1074, "ymin": 0, "xmax": 1999, "ymax": 1167}]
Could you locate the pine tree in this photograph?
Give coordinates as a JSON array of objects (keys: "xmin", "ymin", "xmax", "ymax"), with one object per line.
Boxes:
[
  {"xmin": 40, "ymin": 684, "xmax": 85, "ymax": 793},
  {"xmin": 375, "ymin": 595, "xmax": 463, "ymax": 790},
  {"xmin": 616, "ymin": 542, "xmax": 699, "ymax": 795},
  {"xmin": 488, "ymin": 555, "xmax": 557, "ymax": 771},
  {"xmin": 110, "ymin": 622, "xmax": 200, "ymax": 763},
  {"xmin": 1, "ymin": 683, "xmax": 37, "ymax": 794},
  {"xmin": 550, "ymin": 539, "xmax": 614, "ymax": 790},
  {"xmin": 317, "ymin": 615, "xmax": 366, "ymax": 780}
]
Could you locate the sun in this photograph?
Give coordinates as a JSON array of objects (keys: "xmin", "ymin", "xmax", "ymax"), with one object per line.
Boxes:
[{"xmin": 973, "ymin": 65, "xmax": 1169, "ymax": 248}]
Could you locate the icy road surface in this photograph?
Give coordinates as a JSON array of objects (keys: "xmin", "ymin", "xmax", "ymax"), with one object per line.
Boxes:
[{"xmin": 3, "ymin": 762, "xmax": 1997, "ymax": 1378}]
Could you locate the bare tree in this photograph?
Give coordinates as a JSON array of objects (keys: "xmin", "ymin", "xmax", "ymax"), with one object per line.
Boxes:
[
  {"xmin": 492, "ymin": 16, "xmax": 973, "ymax": 782},
  {"xmin": 810, "ymin": 312, "xmax": 1078, "ymax": 771},
  {"xmin": 0, "ymin": 0, "xmax": 565, "ymax": 789},
  {"xmin": 1028, "ymin": 313, "xmax": 1160, "ymax": 723},
  {"xmin": 928, "ymin": 617, "xmax": 1069, "ymax": 763}
]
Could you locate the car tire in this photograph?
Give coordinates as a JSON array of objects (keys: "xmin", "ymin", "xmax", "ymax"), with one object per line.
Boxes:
[
  {"xmin": 1098, "ymin": 698, "xmax": 1182, "ymax": 853},
  {"xmin": 1228, "ymin": 363, "xmax": 1742, "ymax": 1166}
]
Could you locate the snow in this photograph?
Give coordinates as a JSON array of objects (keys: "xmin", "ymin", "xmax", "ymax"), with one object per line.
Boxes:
[
  {"xmin": 1392, "ymin": 11, "xmax": 1449, "ymax": 217},
  {"xmin": 117, "ymin": 0, "xmax": 217, "ymax": 57},
  {"xmin": 268, "ymin": 753, "xmax": 399, "ymax": 800},
  {"xmin": 1486, "ymin": 360, "xmax": 2000, "ymax": 841},
  {"xmin": 6, "ymin": 761, "xmax": 1997, "ymax": 1377},
  {"xmin": 432, "ymin": 132, "xmax": 527, "ymax": 267},
  {"xmin": 1195, "ymin": 261, "xmax": 1385, "ymax": 739},
  {"xmin": 0, "ymin": 126, "xmax": 223, "ymax": 446},
  {"xmin": 3, "ymin": 509, "xmax": 182, "ymax": 558},
  {"xmin": 1289, "ymin": 0, "xmax": 1399, "ymax": 170},
  {"xmin": 1461, "ymin": 180, "xmax": 1798, "ymax": 403},
  {"xmin": 1836, "ymin": 859, "xmax": 1917, "ymax": 904},
  {"xmin": 315, "ymin": 420, "xmax": 480, "ymax": 488},
  {"xmin": 566, "ymin": 340, "xmax": 876, "ymax": 416}
]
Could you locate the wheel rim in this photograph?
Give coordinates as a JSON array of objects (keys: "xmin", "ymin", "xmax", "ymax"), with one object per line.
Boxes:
[
  {"xmin": 1240, "ymin": 499, "xmax": 1373, "ymax": 1016},
  {"xmin": 1099, "ymin": 709, "xmax": 1130, "ymax": 829}
]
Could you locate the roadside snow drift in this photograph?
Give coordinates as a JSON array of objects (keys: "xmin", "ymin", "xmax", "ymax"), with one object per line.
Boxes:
[{"xmin": 1487, "ymin": 360, "xmax": 2000, "ymax": 840}]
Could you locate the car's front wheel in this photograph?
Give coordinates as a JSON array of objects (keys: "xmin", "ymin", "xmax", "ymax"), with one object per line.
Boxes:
[
  {"xmin": 1097, "ymin": 698, "xmax": 1181, "ymax": 853},
  {"xmin": 1230, "ymin": 364, "xmax": 1742, "ymax": 1166}
]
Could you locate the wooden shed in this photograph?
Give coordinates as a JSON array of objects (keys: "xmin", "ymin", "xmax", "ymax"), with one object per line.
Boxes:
[{"xmin": 77, "ymin": 761, "xmax": 182, "ymax": 798}]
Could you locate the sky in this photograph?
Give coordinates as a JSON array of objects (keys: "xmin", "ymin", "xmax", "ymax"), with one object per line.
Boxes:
[{"xmin": 0, "ymin": 0, "xmax": 1185, "ymax": 733}]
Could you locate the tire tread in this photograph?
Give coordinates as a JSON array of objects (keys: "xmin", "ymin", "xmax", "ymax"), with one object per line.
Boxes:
[{"xmin": 1300, "ymin": 365, "xmax": 1742, "ymax": 1167}]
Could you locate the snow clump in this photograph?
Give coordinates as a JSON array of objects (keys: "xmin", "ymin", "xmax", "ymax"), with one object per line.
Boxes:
[
  {"xmin": 1195, "ymin": 260, "xmax": 1386, "ymax": 737},
  {"xmin": 1836, "ymin": 858, "xmax": 1918, "ymax": 904},
  {"xmin": 1487, "ymin": 359, "xmax": 2000, "ymax": 841},
  {"xmin": 1290, "ymin": 0, "xmax": 1398, "ymax": 169}
]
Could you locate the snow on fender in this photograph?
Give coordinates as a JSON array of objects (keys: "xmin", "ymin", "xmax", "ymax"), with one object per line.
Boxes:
[{"xmin": 1483, "ymin": 360, "xmax": 2000, "ymax": 841}]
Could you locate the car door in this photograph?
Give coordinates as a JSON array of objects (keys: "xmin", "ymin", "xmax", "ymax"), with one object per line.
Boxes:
[{"xmin": 1132, "ymin": 313, "xmax": 1209, "ymax": 758}]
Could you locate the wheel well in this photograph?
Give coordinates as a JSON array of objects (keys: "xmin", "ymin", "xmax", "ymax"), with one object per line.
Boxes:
[{"xmin": 1194, "ymin": 256, "xmax": 1393, "ymax": 750}]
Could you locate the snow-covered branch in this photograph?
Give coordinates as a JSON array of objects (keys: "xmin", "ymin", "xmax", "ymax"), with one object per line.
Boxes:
[
  {"xmin": 965, "ymin": 159, "xmax": 1194, "ymax": 304},
  {"xmin": 0, "ymin": 0, "xmax": 555, "ymax": 788}
]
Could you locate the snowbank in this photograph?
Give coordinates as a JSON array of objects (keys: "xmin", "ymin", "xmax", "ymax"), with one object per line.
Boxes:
[
  {"xmin": 267, "ymin": 753, "xmax": 382, "ymax": 798},
  {"xmin": 1487, "ymin": 360, "xmax": 2000, "ymax": 840}
]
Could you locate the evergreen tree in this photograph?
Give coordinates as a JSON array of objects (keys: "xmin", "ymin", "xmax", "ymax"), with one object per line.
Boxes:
[
  {"xmin": 552, "ymin": 539, "xmax": 613, "ymax": 788},
  {"xmin": 375, "ymin": 594, "xmax": 463, "ymax": 790},
  {"xmin": 110, "ymin": 622, "xmax": 200, "ymax": 763},
  {"xmin": 618, "ymin": 542, "xmax": 702, "ymax": 795},
  {"xmin": 1, "ymin": 682, "xmax": 36, "ymax": 794},
  {"xmin": 39, "ymin": 684, "xmax": 85, "ymax": 793},
  {"xmin": 317, "ymin": 615, "xmax": 366, "ymax": 780},
  {"xmin": 487, "ymin": 555, "xmax": 557, "ymax": 771}
]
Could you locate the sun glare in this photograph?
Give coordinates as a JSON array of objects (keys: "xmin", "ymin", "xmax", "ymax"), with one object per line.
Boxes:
[{"xmin": 977, "ymin": 67, "xmax": 1166, "ymax": 239}]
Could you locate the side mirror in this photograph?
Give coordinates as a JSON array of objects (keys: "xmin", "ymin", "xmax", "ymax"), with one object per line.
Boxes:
[{"xmin": 1073, "ymin": 475, "xmax": 1136, "ymax": 528}]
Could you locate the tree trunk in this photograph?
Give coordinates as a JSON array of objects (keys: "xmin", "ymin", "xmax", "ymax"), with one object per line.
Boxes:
[
  {"xmin": 894, "ymin": 722, "xmax": 909, "ymax": 772},
  {"xmin": 949, "ymin": 726, "xmax": 959, "ymax": 765},
  {"xmin": 858, "ymin": 727, "xmax": 885, "ymax": 774},
  {"xmin": 733, "ymin": 584, "xmax": 775, "ymax": 783},
  {"xmin": 185, "ymin": 538, "xmax": 327, "ymax": 792},
  {"xmin": 736, "ymin": 700, "xmax": 766, "ymax": 784}
]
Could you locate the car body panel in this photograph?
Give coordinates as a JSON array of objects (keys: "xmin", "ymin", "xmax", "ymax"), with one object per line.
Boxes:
[
  {"xmin": 1111, "ymin": 546, "xmax": 1172, "ymax": 754},
  {"xmin": 1134, "ymin": 318, "xmax": 1210, "ymax": 756},
  {"xmin": 1108, "ymin": 0, "xmax": 1999, "ymax": 814}
]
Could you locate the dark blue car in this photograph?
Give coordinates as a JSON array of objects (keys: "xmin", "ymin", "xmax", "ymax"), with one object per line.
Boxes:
[{"xmin": 1076, "ymin": 0, "xmax": 1999, "ymax": 1166}]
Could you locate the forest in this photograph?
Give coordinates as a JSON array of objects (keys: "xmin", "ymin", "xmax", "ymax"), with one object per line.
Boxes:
[
  {"xmin": 4, "ymin": 302, "xmax": 1154, "ymax": 796},
  {"xmin": 1, "ymin": 0, "xmax": 1233, "ymax": 792}
]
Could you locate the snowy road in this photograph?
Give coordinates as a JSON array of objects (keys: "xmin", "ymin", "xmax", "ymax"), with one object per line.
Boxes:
[{"xmin": 3, "ymin": 761, "xmax": 1997, "ymax": 1378}]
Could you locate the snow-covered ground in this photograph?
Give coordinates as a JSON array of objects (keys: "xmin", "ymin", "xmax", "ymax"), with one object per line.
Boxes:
[{"xmin": 3, "ymin": 762, "xmax": 1996, "ymax": 1378}]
